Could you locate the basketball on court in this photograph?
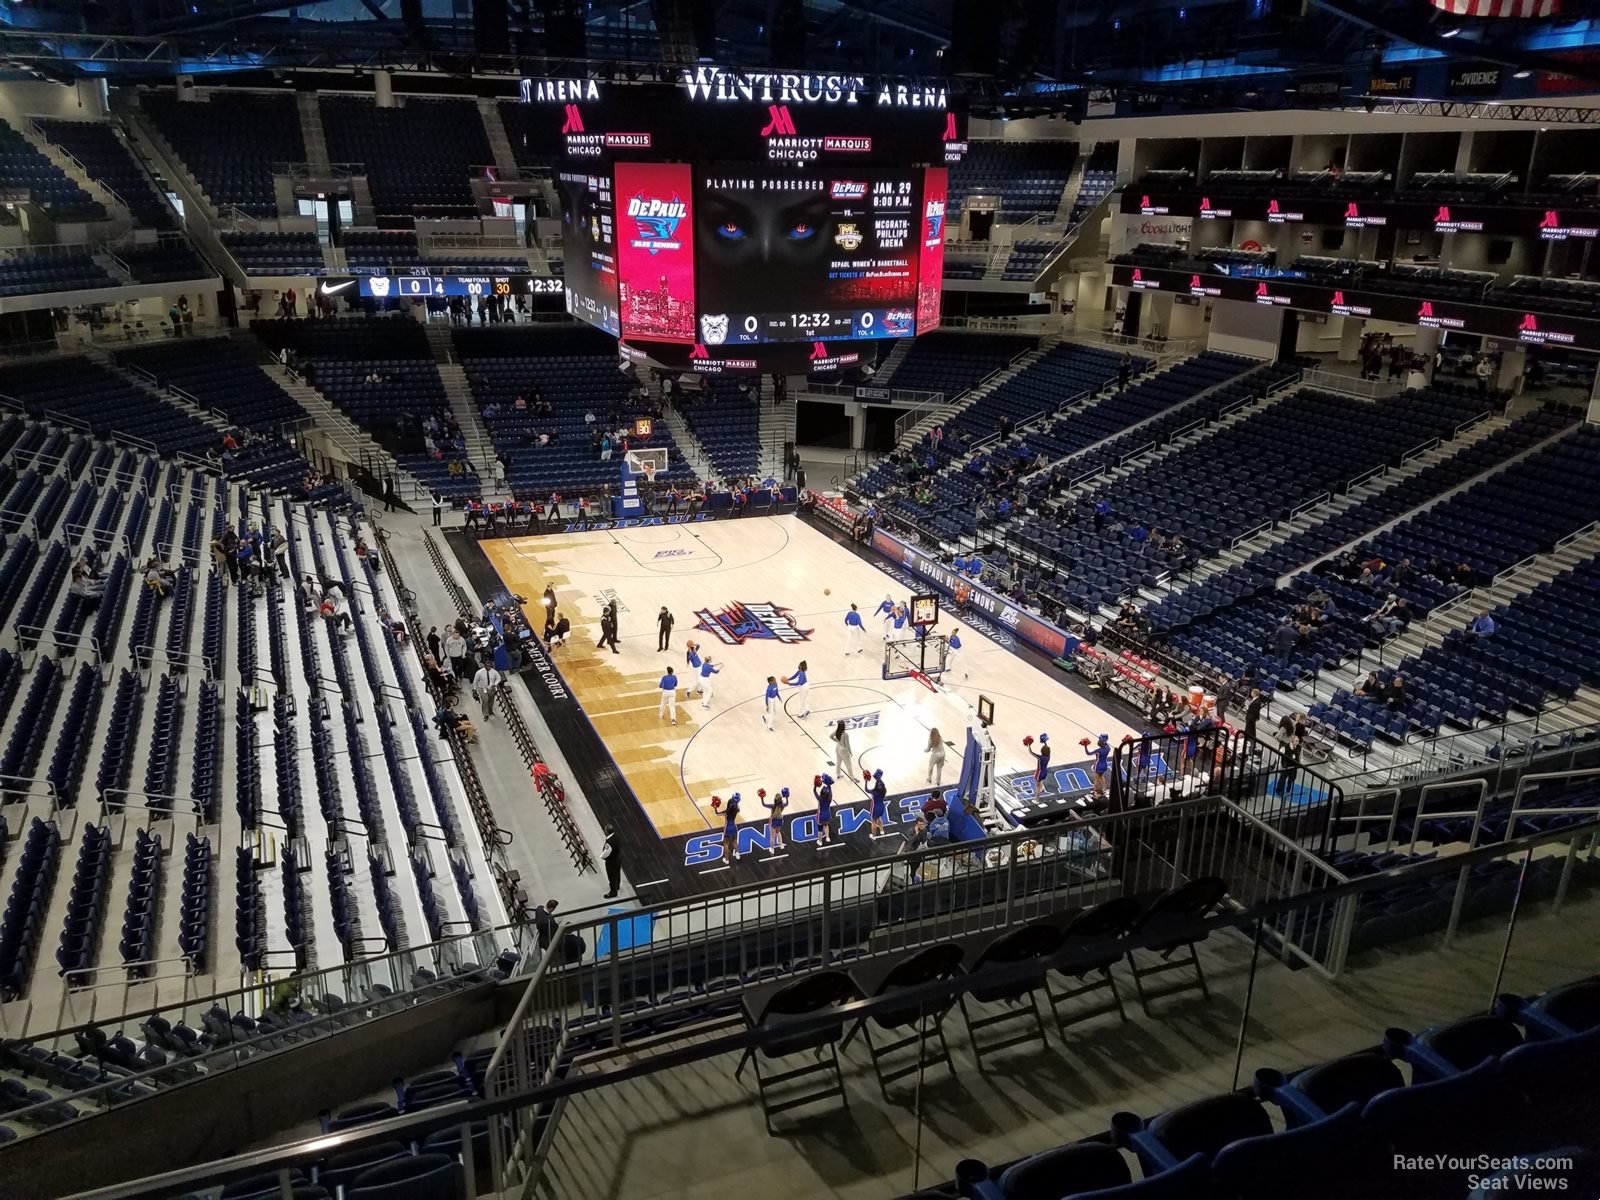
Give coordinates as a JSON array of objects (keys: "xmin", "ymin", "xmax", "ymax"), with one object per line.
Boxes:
[{"xmin": 824, "ymin": 588, "xmax": 831, "ymax": 595}]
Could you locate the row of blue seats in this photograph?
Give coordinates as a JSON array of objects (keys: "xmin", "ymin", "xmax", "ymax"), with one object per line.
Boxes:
[
  {"xmin": 142, "ymin": 91, "xmax": 302, "ymax": 217},
  {"xmin": 36, "ymin": 118, "xmax": 178, "ymax": 230},
  {"xmin": 950, "ymin": 343, "xmax": 1136, "ymax": 442},
  {"xmin": 0, "ymin": 658, "xmax": 60, "ymax": 794},
  {"xmin": 888, "ymin": 330, "xmax": 1039, "ymax": 397},
  {"xmin": 953, "ymin": 975, "xmax": 1599, "ymax": 1200},
  {"xmin": 1364, "ymin": 426, "xmax": 1600, "ymax": 589},
  {"xmin": 223, "ymin": 231, "xmax": 325, "ymax": 274},
  {"xmin": 322, "ymin": 96, "xmax": 489, "ymax": 218},
  {"xmin": 0, "ymin": 357, "xmax": 215, "ymax": 455},
  {"xmin": 0, "ymin": 819, "xmax": 60, "ymax": 1000},
  {"xmin": 49, "ymin": 663, "xmax": 100, "ymax": 805},
  {"xmin": 56, "ymin": 824, "xmax": 111, "ymax": 983},
  {"xmin": 119, "ymin": 337, "xmax": 306, "ymax": 432},
  {"xmin": 119, "ymin": 829, "xmax": 163, "ymax": 975},
  {"xmin": 95, "ymin": 667, "xmax": 141, "ymax": 804},
  {"xmin": 180, "ymin": 834, "xmax": 211, "ymax": 973}
]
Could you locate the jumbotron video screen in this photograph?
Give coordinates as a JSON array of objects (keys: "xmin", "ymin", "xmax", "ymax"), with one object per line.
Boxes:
[
  {"xmin": 533, "ymin": 69, "xmax": 964, "ymax": 367},
  {"xmin": 695, "ymin": 167, "xmax": 920, "ymax": 345},
  {"xmin": 562, "ymin": 162, "xmax": 948, "ymax": 354}
]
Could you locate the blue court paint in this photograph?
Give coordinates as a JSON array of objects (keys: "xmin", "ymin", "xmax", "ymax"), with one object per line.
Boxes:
[{"xmin": 595, "ymin": 910, "xmax": 656, "ymax": 957}]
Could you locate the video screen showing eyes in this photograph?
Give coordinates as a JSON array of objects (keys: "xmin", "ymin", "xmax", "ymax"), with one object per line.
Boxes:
[{"xmin": 693, "ymin": 169, "xmax": 921, "ymax": 345}]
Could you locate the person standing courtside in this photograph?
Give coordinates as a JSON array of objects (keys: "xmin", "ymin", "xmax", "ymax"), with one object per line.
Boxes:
[
  {"xmin": 597, "ymin": 601, "xmax": 620, "ymax": 654},
  {"xmin": 602, "ymin": 825, "xmax": 622, "ymax": 899},
  {"xmin": 657, "ymin": 605, "xmax": 675, "ymax": 652},
  {"xmin": 1244, "ymin": 687, "xmax": 1266, "ymax": 748}
]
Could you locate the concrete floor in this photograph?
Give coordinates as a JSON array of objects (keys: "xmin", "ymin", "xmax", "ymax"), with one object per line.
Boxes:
[
  {"xmin": 533, "ymin": 891, "xmax": 1598, "ymax": 1200},
  {"xmin": 380, "ymin": 507, "xmax": 625, "ymax": 920}
]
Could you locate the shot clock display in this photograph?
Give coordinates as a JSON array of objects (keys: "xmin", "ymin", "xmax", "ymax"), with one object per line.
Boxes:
[{"xmin": 692, "ymin": 168, "xmax": 922, "ymax": 345}]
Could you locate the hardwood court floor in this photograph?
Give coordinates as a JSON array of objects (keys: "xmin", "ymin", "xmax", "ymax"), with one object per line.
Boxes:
[{"xmin": 481, "ymin": 515, "xmax": 1135, "ymax": 839}]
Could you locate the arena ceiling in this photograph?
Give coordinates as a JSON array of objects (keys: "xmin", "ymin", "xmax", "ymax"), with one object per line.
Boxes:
[{"xmin": 4, "ymin": 0, "xmax": 1600, "ymax": 110}]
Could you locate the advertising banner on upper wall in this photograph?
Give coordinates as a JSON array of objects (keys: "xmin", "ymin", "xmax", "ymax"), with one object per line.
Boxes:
[
  {"xmin": 1367, "ymin": 66, "xmax": 1417, "ymax": 97},
  {"xmin": 1446, "ymin": 62, "xmax": 1506, "ymax": 96},
  {"xmin": 1109, "ymin": 263, "xmax": 1600, "ymax": 352}
]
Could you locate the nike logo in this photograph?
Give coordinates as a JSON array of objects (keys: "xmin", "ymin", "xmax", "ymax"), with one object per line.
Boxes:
[{"xmin": 320, "ymin": 280, "xmax": 355, "ymax": 295}]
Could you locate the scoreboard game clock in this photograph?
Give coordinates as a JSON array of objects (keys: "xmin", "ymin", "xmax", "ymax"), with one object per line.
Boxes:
[
  {"xmin": 911, "ymin": 593, "xmax": 939, "ymax": 627},
  {"xmin": 633, "ymin": 417, "xmax": 654, "ymax": 438}
]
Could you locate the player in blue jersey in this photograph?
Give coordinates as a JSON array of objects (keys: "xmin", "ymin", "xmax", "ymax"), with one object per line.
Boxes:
[
  {"xmin": 844, "ymin": 603, "xmax": 865, "ymax": 655},
  {"xmin": 782, "ymin": 660, "xmax": 810, "ymax": 717},
  {"xmin": 698, "ymin": 655, "xmax": 719, "ymax": 709},
  {"xmin": 875, "ymin": 594, "xmax": 896, "ymax": 640},
  {"xmin": 762, "ymin": 675, "xmax": 780, "ymax": 731},
  {"xmin": 946, "ymin": 627, "xmax": 966, "ymax": 679},
  {"xmin": 658, "ymin": 665, "xmax": 679, "ymax": 725}
]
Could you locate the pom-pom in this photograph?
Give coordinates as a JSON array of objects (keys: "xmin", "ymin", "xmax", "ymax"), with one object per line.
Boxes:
[
  {"xmin": 1079, "ymin": 738, "xmax": 1093, "ymax": 749},
  {"xmin": 813, "ymin": 774, "xmax": 823, "ymax": 789},
  {"xmin": 1121, "ymin": 734, "xmax": 1136, "ymax": 745},
  {"xmin": 710, "ymin": 795, "xmax": 722, "ymax": 812},
  {"xmin": 1023, "ymin": 735, "xmax": 1034, "ymax": 747},
  {"xmin": 863, "ymin": 770, "xmax": 872, "ymax": 783},
  {"xmin": 757, "ymin": 788, "xmax": 767, "ymax": 799}
]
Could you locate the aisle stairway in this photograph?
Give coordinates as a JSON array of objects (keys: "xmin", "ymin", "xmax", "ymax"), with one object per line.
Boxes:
[
  {"xmin": 228, "ymin": 330, "xmax": 406, "ymax": 497},
  {"xmin": 756, "ymin": 378, "xmax": 796, "ymax": 479},
  {"xmin": 424, "ymin": 324, "xmax": 502, "ymax": 500},
  {"xmin": 295, "ymin": 93, "xmax": 331, "ymax": 176},
  {"xmin": 476, "ymin": 98, "xmax": 520, "ymax": 179}
]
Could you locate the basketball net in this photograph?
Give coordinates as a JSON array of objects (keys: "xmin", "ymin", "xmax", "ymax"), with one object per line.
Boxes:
[{"xmin": 640, "ymin": 461, "xmax": 657, "ymax": 484}]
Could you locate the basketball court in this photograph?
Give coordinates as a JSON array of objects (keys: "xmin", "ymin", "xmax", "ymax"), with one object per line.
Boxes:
[{"xmin": 477, "ymin": 513, "xmax": 1138, "ymax": 845}]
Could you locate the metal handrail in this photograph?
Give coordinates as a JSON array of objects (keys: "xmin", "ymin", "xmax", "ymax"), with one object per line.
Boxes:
[{"xmin": 61, "ymin": 809, "xmax": 1600, "ymax": 1200}]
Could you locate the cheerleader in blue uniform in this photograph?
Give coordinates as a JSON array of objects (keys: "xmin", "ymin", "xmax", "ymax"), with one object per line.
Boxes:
[
  {"xmin": 722, "ymin": 791, "xmax": 742, "ymax": 862},
  {"xmin": 867, "ymin": 768, "xmax": 889, "ymax": 835},
  {"xmin": 759, "ymin": 786, "xmax": 789, "ymax": 852},
  {"xmin": 813, "ymin": 773, "xmax": 835, "ymax": 845}
]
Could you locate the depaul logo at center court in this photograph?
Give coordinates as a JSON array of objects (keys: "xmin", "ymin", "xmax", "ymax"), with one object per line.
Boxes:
[{"xmin": 693, "ymin": 601, "xmax": 813, "ymax": 646}]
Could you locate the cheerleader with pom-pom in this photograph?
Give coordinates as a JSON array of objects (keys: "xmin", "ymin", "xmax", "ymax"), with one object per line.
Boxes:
[
  {"xmin": 759, "ymin": 786, "xmax": 789, "ymax": 852},
  {"xmin": 812, "ymin": 773, "xmax": 835, "ymax": 845},
  {"xmin": 720, "ymin": 791, "xmax": 743, "ymax": 862},
  {"xmin": 1025, "ymin": 732, "xmax": 1052, "ymax": 787}
]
